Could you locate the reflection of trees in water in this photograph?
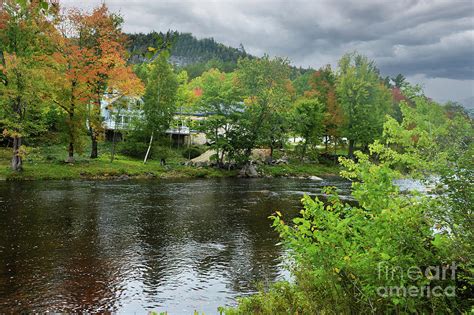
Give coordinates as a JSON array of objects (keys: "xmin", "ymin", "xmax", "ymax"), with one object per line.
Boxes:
[
  {"xmin": 0, "ymin": 182, "xmax": 122, "ymax": 312},
  {"xmin": 134, "ymin": 182, "xmax": 177, "ymax": 302},
  {"xmin": 135, "ymin": 179, "xmax": 299, "ymax": 301},
  {"xmin": 0, "ymin": 178, "xmax": 338, "ymax": 312},
  {"xmin": 54, "ymin": 185, "xmax": 119, "ymax": 312},
  {"xmin": 217, "ymin": 183, "xmax": 297, "ymax": 294}
]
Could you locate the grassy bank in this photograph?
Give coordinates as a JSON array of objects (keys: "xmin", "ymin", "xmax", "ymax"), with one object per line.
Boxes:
[{"xmin": 0, "ymin": 146, "xmax": 340, "ymax": 181}]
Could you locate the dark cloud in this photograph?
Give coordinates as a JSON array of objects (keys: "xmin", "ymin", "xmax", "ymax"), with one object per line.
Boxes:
[{"xmin": 62, "ymin": 0, "xmax": 474, "ymax": 102}]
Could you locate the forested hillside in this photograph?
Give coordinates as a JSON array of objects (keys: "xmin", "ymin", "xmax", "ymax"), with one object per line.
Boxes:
[
  {"xmin": 127, "ymin": 31, "xmax": 309, "ymax": 79},
  {"xmin": 127, "ymin": 31, "xmax": 248, "ymax": 77}
]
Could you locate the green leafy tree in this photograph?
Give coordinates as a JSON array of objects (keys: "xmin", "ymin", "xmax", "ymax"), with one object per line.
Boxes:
[
  {"xmin": 175, "ymin": 70, "xmax": 196, "ymax": 113},
  {"xmin": 292, "ymin": 69, "xmax": 315, "ymax": 97},
  {"xmin": 378, "ymin": 96, "xmax": 473, "ymax": 303},
  {"xmin": 291, "ymin": 97, "xmax": 325, "ymax": 159},
  {"xmin": 433, "ymin": 128, "xmax": 473, "ymax": 308},
  {"xmin": 190, "ymin": 68, "xmax": 242, "ymax": 166},
  {"xmin": 142, "ymin": 52, "xmax": 178, "ymax": 163},
  {"xmin": 380, "ymin": 97, "xmax": 450, "ymax": 175},
  {"xmin": 236, "ymin": 55, "xmax": 294, "ymax": 161},
  {"xmin": 0, "ymin": 0, "xmax": 58, "ymax": 171},
  {"xmin": 336, "ymin": 52, "xmax": 391, "ymax": 157}
]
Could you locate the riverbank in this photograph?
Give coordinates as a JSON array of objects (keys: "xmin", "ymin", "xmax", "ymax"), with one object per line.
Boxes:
[{"xmin": 0, "ymin": 147, "xmax": 340, "ymax": 181}]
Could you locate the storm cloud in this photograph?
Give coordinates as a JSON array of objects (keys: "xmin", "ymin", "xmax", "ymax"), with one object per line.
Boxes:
[{"xmin": 62, "ymin": 0, "xmax": 474, "ymax": 103}]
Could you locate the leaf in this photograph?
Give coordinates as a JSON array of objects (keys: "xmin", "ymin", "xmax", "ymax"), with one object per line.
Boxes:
[
  {"xmin": 431, "ymin": 234, "xmax": 446, "ymax": 248},
  {"xmin": 40, "ymin": 1, "xmax": 49, "ymax": 11},
  {"xmin": 17, "ymin": 0, "xmax": 27, "ymax": 9}
]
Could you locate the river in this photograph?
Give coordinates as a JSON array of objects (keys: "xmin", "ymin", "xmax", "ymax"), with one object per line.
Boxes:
[{"xmin": 0, "ymin": 177, "xmax": 351, "ymax": 314}]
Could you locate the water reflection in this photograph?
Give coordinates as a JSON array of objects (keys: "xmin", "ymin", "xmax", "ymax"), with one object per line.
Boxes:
[{"xmin": 0, "ymin": 178, "xmax": 350, "ymax": 313}]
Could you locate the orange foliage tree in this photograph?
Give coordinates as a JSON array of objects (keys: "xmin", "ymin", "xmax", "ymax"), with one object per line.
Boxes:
[
  {"xmin": 68, "ymin": 4, "xmax": 144, "ymax": 159},
  {"xmin": 47, "ymin": 4, "xmax": 143, "ymax": 162},
  {"xmin": 306, "ymin": 65, "xmax": 344, "ymax": 153},
  {"xmin": 48, "ymin": 8, "xmax": 95, "ymax": 162}
]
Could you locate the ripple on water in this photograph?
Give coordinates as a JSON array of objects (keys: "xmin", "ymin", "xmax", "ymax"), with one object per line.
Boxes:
[{"xmin": 0, "ymin": 177, "xmax": 351, "ymax": 313}]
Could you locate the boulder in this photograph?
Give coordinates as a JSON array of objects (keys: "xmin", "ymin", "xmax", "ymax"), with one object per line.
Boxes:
[
  {"xmin": 145, "ymin": 172, "xmax": 156, "ymax": 178},
  {"xmin": 117, "ymin": 174, "xmax": 130, "ymax": 180},
  {"xmin": 308, "ymin": 175, "xmax": 323, "ymax": 181},
  {"xmin": 273, "ymin": 158, "xmax": 289, "ymax": 165},
  {"xmin": 239, "ymin": 164, "xmax": 259, "ymax": 178}
]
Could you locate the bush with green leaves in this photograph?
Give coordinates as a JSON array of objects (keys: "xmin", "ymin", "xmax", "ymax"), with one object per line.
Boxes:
[
  {"xmin": 285, "ymin": 153, "xmax": 459, "ymax": 313},
  {"xmin": 225, "ymin": 147, "xmax": 469, "ymax": 314},
  {"xmin": 223, "ymin": 282, "xmax": 316, "ymax": 315},
  {"xmin": 153, "ymin": 145, "xmax": 172, "ymax": 161},
  {"xmin": 118, "ymin": 140, "xmax": 148, "ymax": 158},
  {"xmin": 182, "ymin": 146, "xmax": 205, "ymax": 159}
]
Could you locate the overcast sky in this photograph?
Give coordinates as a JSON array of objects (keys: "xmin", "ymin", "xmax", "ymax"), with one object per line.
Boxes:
[{"xmin": 63, "ymin": 0, "xmax": 474, "ymax": 104}]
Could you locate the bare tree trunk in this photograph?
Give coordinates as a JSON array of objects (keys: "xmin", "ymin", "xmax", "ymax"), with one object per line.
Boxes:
[
  {"xmin": 110, "ymin": 109, "xmax": 123, "ymax": 163},
  {"xmin": 67, "ymin": 142, "xmax": 75, "ymax": 163},
  {"xmin": 90, "ymin": 92, "xmax": 102, "ymax": 159},
  {"xmin": 144, "ymin": 131, "xmax": 154, "ymax": 164},
  {"xmin": 66, "ymin": 109, "xmax": 75, "ymax": 163},
  {"xmin": 301, "ymin": 139, "xmax": 307, "ymax": 161},
  {"xmin": 187, "ymin": 135, "xmax": 191, "ymax": 160},
  {"xmin": 11, "ymin": 136, "xmax": 22, "ymax": 171},
  {"xmin": 348, "ymin": 139, "xmax": 355, "ymax": 159},
  {"xmin": 110, "ymin": 129, "xmax": 117, "ymax": 163},
  {"xmin": 11, "ymin": 96, "xmax": 24, "ymax": 171},
  {"xmin": 363, "ymin": 143, "xmax": 369, "ymax": 153},
  {"xmin": 215, "ymin": 127, "xmax": 220, "ymax": 167},
  {"xmin": 90, "ymin": 130, "xmax": 98, "ymax": 159}
]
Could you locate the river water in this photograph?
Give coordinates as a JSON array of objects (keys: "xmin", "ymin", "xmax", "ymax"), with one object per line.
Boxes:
[{"xmin": 0, "ymin": 178, "xmax": 350, "ymax": 314}]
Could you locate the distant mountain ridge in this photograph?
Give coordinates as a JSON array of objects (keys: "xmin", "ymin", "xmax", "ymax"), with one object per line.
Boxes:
[
  {"xmin": 128, "ymin": 31, "xmax": 250, "ymax": 66},
  {"xmin": 127, "ymin": 31, "xmax": 310, "ymax": 79}
]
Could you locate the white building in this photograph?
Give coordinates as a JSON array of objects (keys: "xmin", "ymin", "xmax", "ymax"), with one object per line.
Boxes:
[{"xmin": 100, "ymin": 94, "xmax": 208, "ymax": 145}]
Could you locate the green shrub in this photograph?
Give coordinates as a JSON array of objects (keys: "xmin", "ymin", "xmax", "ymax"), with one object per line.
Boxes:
[
  {"xmin": 227, "ymin": 148, "xmax": 467, "ymax": 314},
  {"xmin": 119, "ymin": 140, "xmax": 148, "ymax": 159},
  {"xmin": 118, "ymin": 128, "xmax": 150, "ymax": 158},
  {"xmin": 223, "ymin": 282, "xmax": 315, "ymax": 315},
  {"xmin": 182, "ymin": 146, "xmax": 204, "ymax": 159},
  {"xmin": 153, "ymin": 145, "xmax": 172, "ymax": 161},
  {"xmin": 291, "ymin": 144, "xmax": 319, "ymax": 162}
]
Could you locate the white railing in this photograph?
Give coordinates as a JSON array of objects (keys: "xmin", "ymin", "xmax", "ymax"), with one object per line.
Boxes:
[
  {"xmin": 166, "ymin": 126, "xmax": 190, "ymax": 135},
  {"xmin": 104, "ymin": 118, "xmax": 131, "ymax": 130}
]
